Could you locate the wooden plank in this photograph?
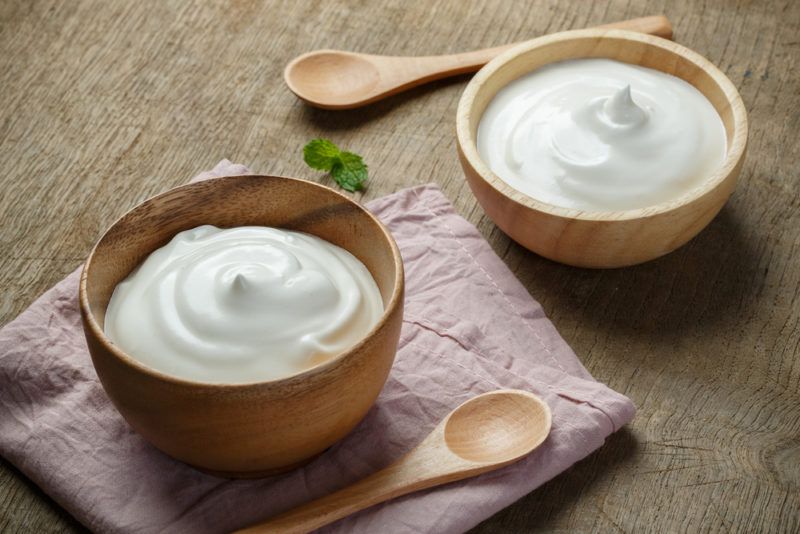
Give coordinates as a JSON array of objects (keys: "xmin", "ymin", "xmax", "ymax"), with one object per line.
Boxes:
[{"xmin": 1, "ymin": 0, "xmax": 798, "ymax": 532}]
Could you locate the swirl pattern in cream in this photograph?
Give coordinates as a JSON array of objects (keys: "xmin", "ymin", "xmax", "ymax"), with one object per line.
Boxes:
[
  {"xmin": 477, "ymin": 59, "xmax": 726, "ymax": 211},
  {"xmin": 104, "ymin": 225, "xmax": 383, "ymax": 383}
]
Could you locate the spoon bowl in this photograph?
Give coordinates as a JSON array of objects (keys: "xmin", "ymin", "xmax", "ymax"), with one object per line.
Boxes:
[
  {"xmin": 444, "ymin": 389, "xmax": 550, "ymax": 463},
  {"xmin": 284, "ymin": 51, "xmax": 381, "ymax": 108},
  {"xmin": 236, "ymin": 390, "xmax": 551, "ymax": 533}
]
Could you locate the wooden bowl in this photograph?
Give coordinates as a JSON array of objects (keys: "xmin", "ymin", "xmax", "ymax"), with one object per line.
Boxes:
[
  {"xmin": 79, "ymin": 175, "xmax": 404, "ymax": 477},
  {"xmin": 456, "ymin": 29, "xmax": 748, "ymax": 268}
]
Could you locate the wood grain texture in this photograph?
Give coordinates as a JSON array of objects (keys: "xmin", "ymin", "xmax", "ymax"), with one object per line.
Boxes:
[
  {"xmin": 0, "ymin": 0, "xmax": 798, "ymax": 532},
  {"xmin": 457, "ymin": 28, "xmax": 748, "ymax": 268},
  {"xmin": 80, "ymin": 174, "xmax": 404, "ymax": 477}
]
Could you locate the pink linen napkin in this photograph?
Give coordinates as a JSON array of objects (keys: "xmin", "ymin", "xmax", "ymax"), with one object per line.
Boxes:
[{"xmin": 0, "ymin": 160, "xmax": 634, "ymax": 533}]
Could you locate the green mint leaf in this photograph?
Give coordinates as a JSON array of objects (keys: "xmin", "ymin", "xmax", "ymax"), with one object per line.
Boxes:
[
  {"xmin": 330, "ymin": 151, "xmax": 368, "ymax": 192},
  {"xmin": 303, "ymin": 138, "xmax": 341, "ymax": 171}
]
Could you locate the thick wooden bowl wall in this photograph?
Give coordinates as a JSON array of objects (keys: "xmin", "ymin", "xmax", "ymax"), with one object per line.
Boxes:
[
  {"xmin": 457, "ymin": 30, "xmax": 747, "ymax": 268},
  {"xmin": 80, "ymin": 175, "xmax": 404, "ymax": 476}
]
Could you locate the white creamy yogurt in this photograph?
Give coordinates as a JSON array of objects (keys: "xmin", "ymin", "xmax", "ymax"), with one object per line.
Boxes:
[
  {"xmin": 104, "ymin": 225, "xmax": 383, "ymax": 383},
  {"xmin": 477, "ymin": 58, "xmax": 727, "ymax": 211}
]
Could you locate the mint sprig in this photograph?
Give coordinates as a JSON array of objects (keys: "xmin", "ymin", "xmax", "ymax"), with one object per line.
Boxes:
[{"xmin": 303, "ymin": 138, "xmax": 368, "ymax": 192}]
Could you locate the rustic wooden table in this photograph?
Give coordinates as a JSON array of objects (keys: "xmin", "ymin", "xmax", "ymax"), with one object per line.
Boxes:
[{"xmin": 1, "ymin": 0, "xmax": 798, "ymax": 532}]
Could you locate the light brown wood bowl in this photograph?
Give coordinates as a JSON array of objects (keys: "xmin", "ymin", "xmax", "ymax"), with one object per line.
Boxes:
[
  {"xmin": 79, "ymin": 175, "xmax": 404, "ymax": 478},
  {"xmin": 456, "ymin": 29, "xmax": 748, "ymax": 268}
]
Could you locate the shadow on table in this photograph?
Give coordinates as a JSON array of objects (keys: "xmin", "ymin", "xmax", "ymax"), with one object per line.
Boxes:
[
  {"xmin": 293, "ymin": 73, "xmax": 474, "ymax": 130},
  {"xmin": 470, "ymin": 427, "xmax": 638, "ymax": 533},
  {"xmin": 511, "ymin": 204, "xmax": 759, "ymax": 342}
]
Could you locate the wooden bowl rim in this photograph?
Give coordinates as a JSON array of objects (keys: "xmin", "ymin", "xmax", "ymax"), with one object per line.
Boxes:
[
  {"xmin": 456, "ymin": 28, "xmax": 748, "ymax": 222},
  {"xmin": 79, "ymin": 174, "xmax": 405, "ymax": 390}
]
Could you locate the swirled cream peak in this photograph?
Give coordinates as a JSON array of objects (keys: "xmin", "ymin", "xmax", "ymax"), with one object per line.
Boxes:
[
  {"xmin": 104, "ymin": 225, "xmax": 383, "ymax": 383},
  {"xmin": 602, "ymin": 85, "xmax": 647, "ymax": 126},
  {"xmin": 477, "ymin": 58, "xmax": 727, "ymax": 211}
]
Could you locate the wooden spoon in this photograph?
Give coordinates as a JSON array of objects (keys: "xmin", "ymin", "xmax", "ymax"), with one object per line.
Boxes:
[
  {"xmin": 234, "ymin": 389, "xmax": 552, "ymax": 534},
  {"xmin": 284, "ymin": 15, "xmax": 673, "ymax": 110}
]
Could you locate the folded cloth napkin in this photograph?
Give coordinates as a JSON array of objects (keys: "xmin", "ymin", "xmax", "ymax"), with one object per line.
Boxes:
[{"xmin": 0, "ymin": 160, "xmax": 635, "ymax": 533}]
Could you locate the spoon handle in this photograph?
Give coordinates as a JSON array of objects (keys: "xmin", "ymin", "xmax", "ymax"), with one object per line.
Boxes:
[
  {"xmin": 413, "ymin": 15, "xmax": 673, "ymax": 76},
  {"xmin": 232, "ymin": 434, "xmax": 487, "ymax": 534},
  {"xmin": 594, "ymin": 14, "xmax": 673, "ymax": 38}
]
